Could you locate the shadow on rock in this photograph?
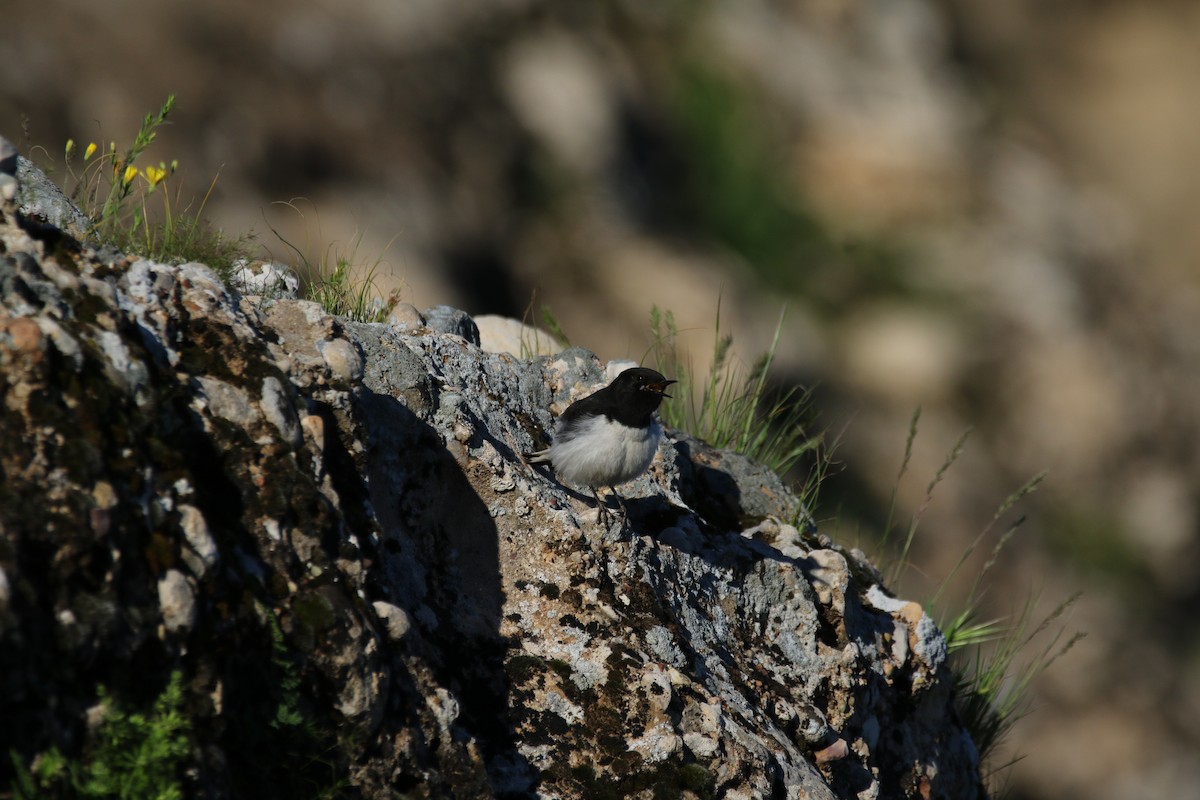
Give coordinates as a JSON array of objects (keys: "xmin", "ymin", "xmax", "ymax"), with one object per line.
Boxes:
[{"xmin": 359, "ymin": 387, "xmax": 537, "ymax": 797}]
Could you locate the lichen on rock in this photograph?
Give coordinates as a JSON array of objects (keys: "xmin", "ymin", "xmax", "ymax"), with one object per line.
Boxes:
[{"xmin": 0, "ymin": 153, "xmax": 982, "ymax": 799}]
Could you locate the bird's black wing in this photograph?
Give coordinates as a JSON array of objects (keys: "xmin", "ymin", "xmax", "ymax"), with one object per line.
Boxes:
[{"xmin": 554, "ymin": 388, "xmax": 617, "ymax": 442}]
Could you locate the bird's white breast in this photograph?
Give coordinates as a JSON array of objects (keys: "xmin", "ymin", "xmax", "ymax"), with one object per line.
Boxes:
[{"xmin": 550, "ymin": 415, "xmax": 662, "ymax": 488}]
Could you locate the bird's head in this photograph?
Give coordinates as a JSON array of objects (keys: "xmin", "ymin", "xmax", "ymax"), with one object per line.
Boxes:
[{"xmin": 618, "ymin": 367, "xmax": 676, "ymax": 399}]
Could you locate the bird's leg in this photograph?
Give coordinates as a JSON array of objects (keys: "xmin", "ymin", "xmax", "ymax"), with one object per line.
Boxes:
[
  {"xmin": 609, "ymin": 486, "xmax": 631, "ymax": 526},
  {"xmin": 590, "ymin": 486, "xmax": 612, "ymax": 527}
]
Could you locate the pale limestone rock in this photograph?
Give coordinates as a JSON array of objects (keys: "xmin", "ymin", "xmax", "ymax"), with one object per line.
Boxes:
[
  {"xmin": 158, "ymin": 570, "xmax": 196, "ymax": 633},
  {"xmin": 474, "ymin": 314, "xmax": 566, "ymax": 357},
  {"xmin": 179, "ymin": 504, "xmax": 219, "ymax": 577}
]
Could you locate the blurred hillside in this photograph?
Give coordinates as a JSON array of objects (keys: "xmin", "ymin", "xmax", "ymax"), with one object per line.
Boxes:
[{"xmin": 5, "ymin": 1, "xmax": 1200, "ymax": 798}]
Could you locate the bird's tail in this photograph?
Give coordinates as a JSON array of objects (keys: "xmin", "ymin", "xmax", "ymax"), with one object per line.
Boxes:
[{"xmin": 523, "ymin": 448, "xmax": 552, "ymax": 465}]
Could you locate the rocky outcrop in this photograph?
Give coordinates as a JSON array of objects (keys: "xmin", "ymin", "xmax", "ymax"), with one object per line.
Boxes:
[{"xmin": 0, "ymin": 160, "xmax": 980, "ymax": 798}]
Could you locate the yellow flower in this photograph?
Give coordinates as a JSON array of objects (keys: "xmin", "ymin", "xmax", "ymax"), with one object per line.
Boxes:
[
  {"xmin": 122, "ymin": 165, "xmax": 139, "ymax": 186},
  {"xmin": 65, "ymin": 139, "xmax": 75, "ymax": 157},
  {"xmin": 144, "ymin": 165, "xmax": 167, "ymax": 188},
  {"xmin": 84, "ymin": 142, "xmax": 98, "ymax": 161}
]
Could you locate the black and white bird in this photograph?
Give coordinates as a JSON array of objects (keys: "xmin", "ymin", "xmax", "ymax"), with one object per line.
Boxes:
[{"xmin": 525, "ymin": 367, "xmax": 676, "ymax": 526}]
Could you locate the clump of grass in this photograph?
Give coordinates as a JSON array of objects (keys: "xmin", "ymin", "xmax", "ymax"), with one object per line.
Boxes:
[
  {"xmin": 44, "ymin": 95, "xmax": 253, "ymax": 272},
  {"xmin": 12, "ymin": 672, "xmax": 191, "ymax": 800},
  {"xmin": 266, "ymin": 199, "xmax": 401, "ymax": 323},
  {"xmin": 881, "ymin": 411, "xmax": 1083, "ymax": 788},
  {"xmin": 304, "ymin": 254, "xmax": 400, "ymax": 324},
  {"xmin": 950, "ymin": 590, "xmax": 1083, "ymax": 779},
  {"xmin": 647, "ymin": 300, "xmax": 820, "ymax": 480},
  {"xmin": 115, "ymin": 169, "xmax": 255, "ymax": 278},
  {"xmin": 934, "ymin": 472, "xmax": 1084, "ymax": 778}
]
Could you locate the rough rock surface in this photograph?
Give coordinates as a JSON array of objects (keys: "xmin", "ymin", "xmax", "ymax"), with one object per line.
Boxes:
[
  {"xmin": 0, "ymin": 165, "xmax": 980, "ymax": 798},
  {"xmin": 14, "ymin": 153, "xmax": 93, "ymax": 242}
]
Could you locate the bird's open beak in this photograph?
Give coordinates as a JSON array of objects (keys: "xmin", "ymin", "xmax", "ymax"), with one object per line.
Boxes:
[{"xmin": 644, "ymin": 379, "xmax": 677, "ymax": 398}]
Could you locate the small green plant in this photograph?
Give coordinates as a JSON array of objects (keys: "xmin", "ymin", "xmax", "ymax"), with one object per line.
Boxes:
[
  {"xmin": 47, "ymin": 95, "xmax": 253, "ymax": 271},
  {"xmin": 226, "ymin": 606, "xmax": 350, "ymax": 800},
  {"xmin": 78, "ymin": 673, "xmax": 191, "ymax": 800},
  {"xmin": 880, "ymin": 411, "xmax": 1083, "ymax": 790},
  {"xmin": 647, "ymin": 300, "xmax": 820, "ymax": 480},
  {"xmin": 10, "ymin": 747, "xmax": 68, "ymax": 800},
  {"xmin": 517, "ymin": 294, "xmax": 572, "ymax": 358},
  {"xmin": 11, "ymin": 671, "xmax": 192, "ymax": 800},
  {"xmin": 538, "ymin": 305, "xmax": 570, "ymax": 348},
  {"xmin": 266, "ymin": 199, "xmax": 401, "ymax": 323},
  {"xmin": 266, "ymin": 608, "xmax": 307, "ymax": 731},
  {"xmin": 58, "ymin": 94, "xmax": 177, "ymax": 240}
]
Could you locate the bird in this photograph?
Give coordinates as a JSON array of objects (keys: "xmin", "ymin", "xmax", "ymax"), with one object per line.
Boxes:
[{"xmin": 525, "ymin": 366, "xmax": 676, "ymax": 527}]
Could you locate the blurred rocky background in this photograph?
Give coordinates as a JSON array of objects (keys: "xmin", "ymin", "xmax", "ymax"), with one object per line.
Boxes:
[{"xmin": 5, "ymin": 0, "xmax": 1199, "ymax": 798}]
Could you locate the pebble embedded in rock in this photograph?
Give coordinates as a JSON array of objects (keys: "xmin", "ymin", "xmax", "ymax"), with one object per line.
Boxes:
[
  {"xmin": 180, "ymin": 505, "xmax": 219, "ymax": 576},
  {"xmin": 317, "ymin": 337, "xmax": 364, "ymax": 384},
  {"xmin": 372, "ymin": 601, "xmax": 412, "ymax": 641},
  {"xmin": 158, "ymin": 570, "xmax": 196, "ymax": 633},
  {"xmin": 388, "ymin": 302, "xmax": 425, "ymax": 332}
]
